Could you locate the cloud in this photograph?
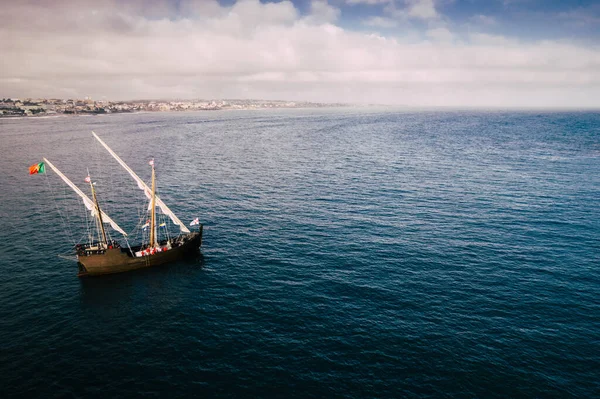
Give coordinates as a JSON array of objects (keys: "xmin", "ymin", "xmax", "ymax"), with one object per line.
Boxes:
[
  {"xmin": 1, "ymin": 0, "xmax": 600, "ymax": 107},
  {"xmin": 305, "ymin": 0, "xmax": 340, "ymax": 24},
  {"xmin": 346, "ymin": 0, "xmax": 391, "ymax": 4},
  {"xmin": 382, "ymin": 0, "xmax": 439, "ymax": 22},
  {"xmin": 470, "ymin": 14, "xmax": 497, "ymax": 25},
  {"xmin": 558, "ymin": 5, "xmax": 600, "ymax": 27},
  {"xmin": 362, "ymin": 16, "xmax": 399, "ymax": 28},
  {"xmin": 426, "ymin": 27, "xmax": 453, "ymax": 42},
  {"xmin": 405, "ymin": 0, "xmax": 438, "ymax": 20}
]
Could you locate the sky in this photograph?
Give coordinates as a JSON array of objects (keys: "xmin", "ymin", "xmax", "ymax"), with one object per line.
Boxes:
[{"xmin": 1, "ymin": 0, "xmax": 600, "ymax": 107}]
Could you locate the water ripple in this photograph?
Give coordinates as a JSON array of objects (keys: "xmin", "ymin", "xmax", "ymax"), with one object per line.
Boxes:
[{"xmin": 1, "ymin": 109, "xmax": 599, "ymax": 398}]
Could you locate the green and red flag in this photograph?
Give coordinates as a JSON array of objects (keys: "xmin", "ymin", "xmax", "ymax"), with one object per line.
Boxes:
[{"xmin": 29, "ymin": 162, "xmax": 45, "ymax": 175}]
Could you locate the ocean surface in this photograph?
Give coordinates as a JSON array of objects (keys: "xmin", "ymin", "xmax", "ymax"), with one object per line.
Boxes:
[{"xmin": 0, "ymin": 108, "xmax": 599, "ymax": 398}]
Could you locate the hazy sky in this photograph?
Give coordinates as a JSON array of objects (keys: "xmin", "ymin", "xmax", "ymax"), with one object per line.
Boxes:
[{"xmin": 1, "ymin": 0, "xmax": 600, "ymax": 107}]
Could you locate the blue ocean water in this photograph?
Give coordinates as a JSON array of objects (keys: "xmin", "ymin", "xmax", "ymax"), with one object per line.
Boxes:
[{"xmin": 0, "ymin": 108, "xmax": 599, "ymax": 398}]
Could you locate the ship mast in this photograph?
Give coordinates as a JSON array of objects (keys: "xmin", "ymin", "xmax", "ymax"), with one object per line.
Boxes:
[
  {"xmin": 88, "ymin": 175, "xmax": 108, "ymax": 247},
  {"xmin": 41, "ymin": 158, "xmax": 128, "ymax": 237},
  {"xmin": 92, "ymin": 132, "xmax": 191, "ymax": 233},
  {"xmin": 149, "ymin": 160, "xmax": 158, "ymax": 248}
]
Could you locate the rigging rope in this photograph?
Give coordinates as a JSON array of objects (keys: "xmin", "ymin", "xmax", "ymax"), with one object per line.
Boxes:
[{"xmin": 44, "ymin": 172, "xmax": 78, "ymax": 247}]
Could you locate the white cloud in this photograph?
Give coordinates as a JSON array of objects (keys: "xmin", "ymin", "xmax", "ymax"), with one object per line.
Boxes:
[
  {"xmin": 1, "ymin": 0, "xmax": 599, "ymax": 107},
  {"xmin": 426, "ymin": 27, "xmax": 453, "ymax": 42},
  {"xmin": 346, "ymin": 0, "xmax": 391, "ymax": 4},
  {"xmin": 405, "ymin": 0, "xmax": 438, "ymax": 20},
  {"xmin": 178, "ymin": 0, "xmax": 224, "ymax": 18},
  {"xmin": 468, "ymin": 32, "xmax": 518, "ymax": 46},
  {"xmin": 305, "ymin": 0, "xmax": 340, "ymax": 24},
  {"xmin": 383, "ymin": 0, "xmax": 439, "ymax": 22},
  {"xmin": 362, "ymin": 16, "xmax": 399, "ymax": 28},
  {"xmin": 470, "ymin": 14, "xmax": 497, "ymax": 25}
]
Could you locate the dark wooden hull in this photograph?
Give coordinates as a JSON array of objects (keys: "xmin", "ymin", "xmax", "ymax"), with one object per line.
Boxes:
[{"xmin": 77, "ymin": 229, "xmax": 202, "ymax": 277}]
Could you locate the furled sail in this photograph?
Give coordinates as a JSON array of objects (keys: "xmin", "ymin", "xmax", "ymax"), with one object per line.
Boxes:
[
  {"xmin": 91, "ymin": 132, "xmax": 191, "ymax": 233},
  {"xmin": 43, "ymin": 158, "xmax": 128, "ymax": 237}
]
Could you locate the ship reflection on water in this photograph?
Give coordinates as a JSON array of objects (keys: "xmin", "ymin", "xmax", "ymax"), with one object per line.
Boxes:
[{"xmin": 78, "ymin": 252, "xmax": 205, "ymax": 307}]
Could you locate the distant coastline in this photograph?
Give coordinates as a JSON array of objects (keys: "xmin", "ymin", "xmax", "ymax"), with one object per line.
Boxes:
[{"xmin": 0, "ymin": 98, "xmax": 349, "ymax": 118}]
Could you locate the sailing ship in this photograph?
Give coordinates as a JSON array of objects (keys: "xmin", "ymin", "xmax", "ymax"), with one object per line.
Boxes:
[{"xmin": 32, "ymin": 132, "xmax": 203, "ymax": 277}]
